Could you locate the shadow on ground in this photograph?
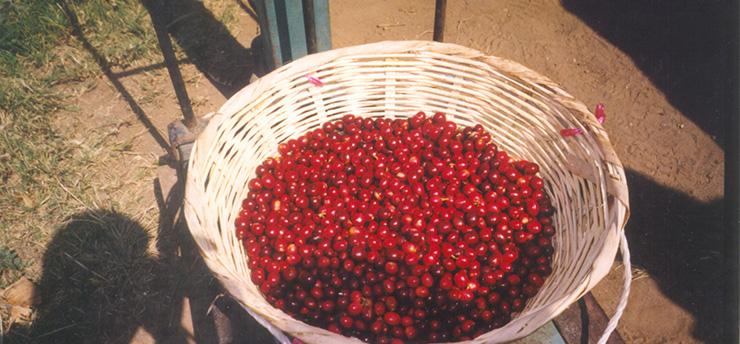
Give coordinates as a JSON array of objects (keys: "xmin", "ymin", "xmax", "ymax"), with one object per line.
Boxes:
[
  {"xmin": 32, "ymin": 2, "xmax": 274, "ymax": 343},
  {"xmin": 561, "ymin": 1, "xmax": 735, "ymax": 341},
  {"xmin": 153, "ymin": 166, "xmax": 275, "ymax": 344},
  {"xmin": 4, "ymin": 210, "xmax": 185, "ymax": 343},
  {"xmin": 141, "ymin": 0, "xmax": 260, "ymax": 98},
  {"xmin": 58, "ymin": 0, "xmax": 172, "ymax": 155},
  {"xmin": 623, "ymin": 170, "xmax": 724, "ymax": 342},
  {"xmin": 562, "ymin": 0, "xmax": 734, "ymax": 143},
  {"xmin": 4, "ymin": 191, "xmax": 275, "ymax": 343}
]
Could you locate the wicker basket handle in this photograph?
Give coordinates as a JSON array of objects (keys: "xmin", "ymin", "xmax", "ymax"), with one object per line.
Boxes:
[
  {"xmin": 598, "ymin": 231, "xmax": 632, "ymax": 344},
  {"xmin": 245, "ymin": 308, "xmax": 291, "ymax": 344}
]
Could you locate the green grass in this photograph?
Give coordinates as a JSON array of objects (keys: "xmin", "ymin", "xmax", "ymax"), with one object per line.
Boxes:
[
  {"xmin": 0, "ymin": 0, "xmax": 159, "ymax": 287},
  {"xmin": 0, "ymin": 1, "xmax": 165, "ymax": 340},
  {"xmin": 0, "ymin": 0, "xmax": 241, "ymax": 263},
  {"xmin": 1, "ymin": 0, "xmax": 243, "ymax": 339},
  {"xmin": 0, "ymin": 246, "xmax": 27, "ymax": 286}
]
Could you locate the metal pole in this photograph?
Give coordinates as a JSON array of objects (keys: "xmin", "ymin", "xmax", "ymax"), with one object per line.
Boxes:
[
  {"xmin": 147, "ymin": 0, "xmax": 197, "ymax": 129},
  {"xmin": 433, "ymin": 0, "xmax": 447, "ymax": 42}
]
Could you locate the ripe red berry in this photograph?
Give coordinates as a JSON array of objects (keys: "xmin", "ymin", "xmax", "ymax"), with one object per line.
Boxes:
[
  {"xmin": 404, "ymin": 325, "xmax": 418, "ymax": 339},
  {"xmin": 385, "ymin": 261, "xmax": 399, "ymax": 274},
  {"xmin": 384, "ymin": 312, "xmax": 401, "ymax": 326},
  {"xmin": 454, "ymin": 271, "xmax": 469, "ymax": 289},
  {"xmin": 528, "ymin": 273, "xmax": 545, "ymax": 287},
  {"xmin": 415, "ymin": 286, "xmax": 430, "ymax": 298},
  {"xmin": 236, "ymin": 114, "xmax": 556, "ymax": 342},
  {"xmin": 340, "ymin": 314, "xmax": 354, "ymax": 328},
  {"xmin": 347, "ymin": 302, "xmax": 362, "ymax": 316}
]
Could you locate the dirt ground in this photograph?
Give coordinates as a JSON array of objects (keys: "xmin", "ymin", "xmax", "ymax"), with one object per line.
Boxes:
[{"xmin": 48, "ymin": 0, "xmax": 729, "ymax": 343}]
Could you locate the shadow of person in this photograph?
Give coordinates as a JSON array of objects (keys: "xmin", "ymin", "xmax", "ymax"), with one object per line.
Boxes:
[
  {"xmin": 623, "ymin": 170, "xmax": 724, "ymax": 342},
  {"xmin": 5, "ymin": 210, "xmax": 188, "ymax": 343}
]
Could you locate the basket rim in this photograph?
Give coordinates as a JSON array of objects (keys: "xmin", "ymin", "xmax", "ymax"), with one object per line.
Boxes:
[
  {"xmin": 215, "ymin": 40, "xmax": 628, "ymax": 208},
  {"xmin": 185, "ymin": 40, "xmax": 631, "ymax": 344}
]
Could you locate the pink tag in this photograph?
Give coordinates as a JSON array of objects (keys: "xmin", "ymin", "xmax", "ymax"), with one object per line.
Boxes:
[
  {"xmin": 594, "ymin": 103, "xmax": 606, "ymax": 124},
  {"xmin": 306, "ymin": 75, "xmax": 324, "ymax": 86},
  {"xmin": 560, "ymin": 128, "xmax": 583, "ymax": 137}
]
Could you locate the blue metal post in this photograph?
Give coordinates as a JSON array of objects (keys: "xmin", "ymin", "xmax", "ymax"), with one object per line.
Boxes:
[{"xmin": 255, "ymin": 0, "xmax": 331, "ymax": 70}]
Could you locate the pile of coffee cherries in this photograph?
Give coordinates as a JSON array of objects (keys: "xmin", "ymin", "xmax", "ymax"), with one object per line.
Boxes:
[{"xmin": 236, "ymin": 112, "xmax": 555, "ymax": 343}]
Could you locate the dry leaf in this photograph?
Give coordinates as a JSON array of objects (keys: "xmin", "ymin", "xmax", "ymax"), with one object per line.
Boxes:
[
  {"xmin": 2, "ymin": 277, "xmax": 39, "ymax": 307},
  {"xmin": 9, "ymin": 304, "xmax": 33, "ymax": 325},
  {"xmin": 19, "ymin": 194, "xmax": 35, "ymax": 208},
  {"xmin": 1, "ymin": 278, "xmax": 37, "ymax": 334}
]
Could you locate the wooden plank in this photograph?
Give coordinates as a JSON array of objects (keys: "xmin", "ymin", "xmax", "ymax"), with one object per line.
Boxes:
[
  {"xmin": 254, "ymin": 0, "xmax": 283, "ymax": 69},
  {"xmin": 552, "ymin": 293, "xmax": 625, "ymax": 344},
  {"xmin": 310, "ymin": 0, "xmax": 331, "ymax": 52},
  {"xmin": 257, "ymin": 0, "xmax": 327, "ymax": 67},
  {"xmin": 302, "ymin": 0, "xmax": 317, "ymax": 53},
  {"xmin": 282, "ymin": 0, "xmax": 308, "ymax": 60}
]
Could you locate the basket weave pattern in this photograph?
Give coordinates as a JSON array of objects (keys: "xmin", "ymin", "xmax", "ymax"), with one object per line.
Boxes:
[{"xmin": 184, "ymin": 41, "xmax": 630, "ymax": 344}]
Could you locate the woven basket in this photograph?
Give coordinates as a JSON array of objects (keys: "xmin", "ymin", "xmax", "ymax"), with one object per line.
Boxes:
[{"xmin": 184, "ymin": 41, "xmax": 631, "ymax": 344}]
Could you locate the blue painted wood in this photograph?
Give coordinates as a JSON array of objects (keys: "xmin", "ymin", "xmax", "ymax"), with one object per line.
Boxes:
[
  {"xmin": 255, "ymin": 0, "xmax": 283, "ymax": 69},
  {"xmin": 283, "ymin": 0, "xmax": 308, "ymax": 60},
  {"xmin": 256, "ymin": 0, "xmax": 330, "ymax": 68},
  {"xmin": 511, "ymin": 321, "xmax": 567, "ymax": 344},
  {"xmin": 311, "ymin": 0, "xmax": 331, "ymax": 52}
]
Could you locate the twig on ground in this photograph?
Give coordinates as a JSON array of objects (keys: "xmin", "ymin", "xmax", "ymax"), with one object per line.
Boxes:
[
  {"xmin": 35, "ymin": 323, "xmax": 77, "ymax": 339},
  {"xmin": 56, "ymin": 178, "xmax": 91, "ymax": 211},
  {"xmin": 416, "ymin": 30, "xmax": 433, "ymax": 39},
  {"xmin": 377, "ymin": 23, "xmax": 405, "ymax": 30},
  {"xmin": 63, "ymin": 252, "xmax": 109, "ymax": 283}
]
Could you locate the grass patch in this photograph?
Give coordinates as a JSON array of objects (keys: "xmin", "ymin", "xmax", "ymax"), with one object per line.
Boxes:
[
  {"xmin": 0, "ymin": 0, "xmax": 160, "ymax": 287},
  {"xmin": 0, "ymin": 246, "xmax": 27, "ymax": 286},
  {"xmin": 1, "ymin": 0, "xmax": 245, "ymax": 340}
]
